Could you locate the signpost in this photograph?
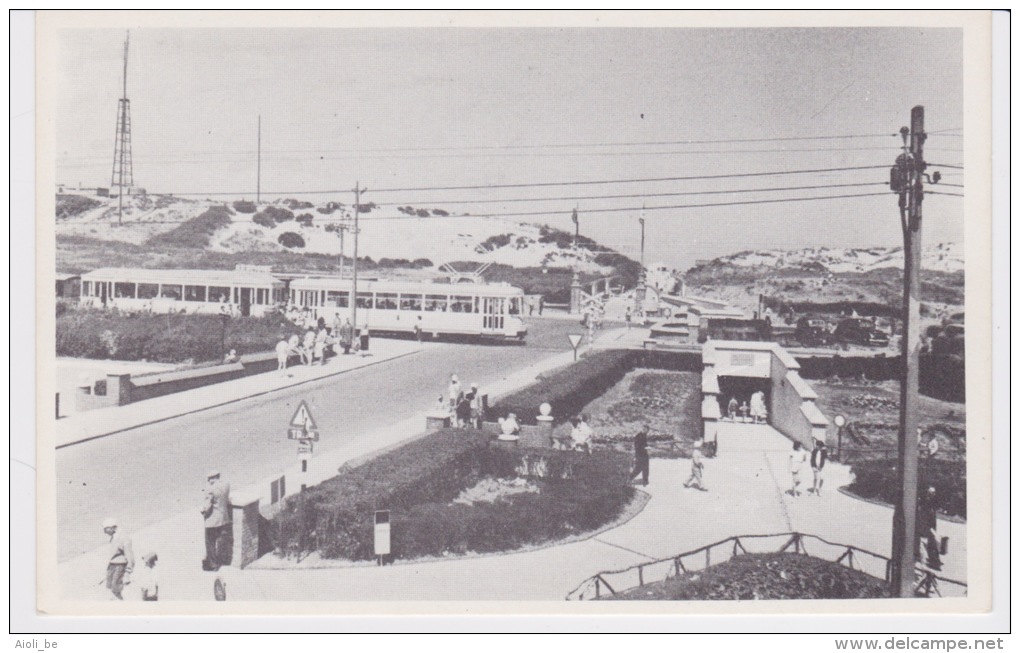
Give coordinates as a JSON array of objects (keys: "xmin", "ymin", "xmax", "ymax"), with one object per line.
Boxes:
[
  {"xmin": 374, "ymin": 510, "xmax": 391, "ymax": 565},
  {"xmin": 567, "ymin": 334, "xmax": 583, "ymax": 362},
  {"xmin": 288, "ymin": 401, "xmax": 319, "ymax": 474}
]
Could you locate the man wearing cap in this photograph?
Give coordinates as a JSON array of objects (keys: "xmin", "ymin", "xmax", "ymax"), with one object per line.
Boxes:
[
  {"xmin": 201, "ymin": 470, "xmax": 232, "ymax": 571},
  {"xmin": 101, "ymin": 517, "xmax": 134, "ymax": 600}
]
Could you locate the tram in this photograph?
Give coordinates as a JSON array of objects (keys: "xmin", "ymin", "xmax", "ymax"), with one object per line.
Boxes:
[
  {"xmin": 288, "ymin": 277, "xmax": 528, "ymax": 340},
  {"xmin": 78, "ymin": 268, "xmax": 286, "ymax": 317}
]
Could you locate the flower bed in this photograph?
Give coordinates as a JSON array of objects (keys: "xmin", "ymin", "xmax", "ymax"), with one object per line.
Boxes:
[
  {"xmin": 605, "ymin": 553, "xmax": 891, "ymax": 600},
  {"xmin": 271, "ymin": 428, "xmax": 634, "ymax": 561},
  {"xmin": 846, "ymin": 458, "xmax": 966, "ymax": 520}
]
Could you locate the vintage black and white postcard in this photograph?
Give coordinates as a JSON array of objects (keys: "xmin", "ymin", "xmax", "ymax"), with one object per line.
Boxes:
[{"xmin": 30, "ymin": 10, "xmax": 997, "ymax": 622}]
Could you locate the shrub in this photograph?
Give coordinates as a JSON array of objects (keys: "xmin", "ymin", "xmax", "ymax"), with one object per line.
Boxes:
[
  {"xmin": 283, "ymin": 198, "xmax": 314, "ymax": 210},
  {"xmin": 55, "ymin": 305, "xmax": 296, "ymax": 363},
  {"xmin": 271, "ymin": 429, "xmax": 632, "ymax": 561},
  {"xmin": 490, "ymin": 350, "xmax": 638, "ymax": 425},
  {"xmin": 147, "ymin": 206, "xmax": 232, "ymax": 249},
  {"xmin": 278, "ymin": 232, "xmax": 305, "ymax": 249},
  {"xmin": 232, "ymin": 200, "xmax": 257, "ymax": 214},
  {"xmin": 431, "ymin": 209, "xmax": 449, "ymax": 216},
  {"xmin": 415, "ymin": 208, "xmax": 429, "ymax": 218},
  {"xmin": 847, "ymin": 458, "xmax": 966, "ymax": 519},
  {"xmin": 479, "ymin": 233, "xmax": 513, "ymax": 250},
  {"xmin": 412, "ymin": 258, "xmax": 434, "ymax": 269},
  {"xmin": 252, "ymin": 213, "xmax": 276, "ymax": 229},
  {"xmin": 56, "ymin": 194, "xmax": 103, "ymax": 220},
  {"xmin": 296, "ymin": 213, "xmax": 314, "ymax": 227},
  {"xmin": 317, "ymin": 201, "xmax": 344, "ymax": 215}
]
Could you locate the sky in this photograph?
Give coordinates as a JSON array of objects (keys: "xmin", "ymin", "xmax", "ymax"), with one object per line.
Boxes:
[{"xmin": 55, "ymin": 27, "xmax": 964, "ymax": 269}]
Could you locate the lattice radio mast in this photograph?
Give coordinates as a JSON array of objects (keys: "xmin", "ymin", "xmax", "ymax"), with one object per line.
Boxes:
[{"xmin": 111, "ymin": 31, "xmax": 134, "ymax": 223}]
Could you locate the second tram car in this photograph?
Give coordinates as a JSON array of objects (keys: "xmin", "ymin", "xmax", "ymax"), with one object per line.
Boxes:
[{"xmin": 289, "ymin": 278, "xmax": 528, "ymax": 340}]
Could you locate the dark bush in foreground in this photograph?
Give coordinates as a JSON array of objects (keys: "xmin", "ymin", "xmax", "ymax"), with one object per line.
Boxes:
[
  {"xmin": 147, "ymin": 206, "xmax": 232, "ymax": 249},
  {"xmin": 491, "ymin": 349, "xmax": 638, "ymax": 424},
  {"xmin": 55, "ymin": 305, "xmax": 296, "ymax": 363},
  {"xmin": 271, "ymin": 429, "xmax": 633, "ymax": 561},
  {"xmin": 847, "ymin": 458, "xmax": 966, "ymax": 519},
  {"xmin": 607, "ymin": 553, "xmax": 890, "ymax": 600}
]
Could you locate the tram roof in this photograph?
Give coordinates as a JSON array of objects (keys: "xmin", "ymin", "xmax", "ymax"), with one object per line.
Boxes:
[
  {"xmin": 289, "ymin": 277, "xmax": 524, "ymax": 297},
  {"xmin": 81, "ymin": 268, "xmax": 284, "ymax": 287}
]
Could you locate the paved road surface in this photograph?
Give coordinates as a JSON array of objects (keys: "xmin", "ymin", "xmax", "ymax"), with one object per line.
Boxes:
[{"xmin": 55, "ymin": 318, "xmax": 583, "ymax": 561}]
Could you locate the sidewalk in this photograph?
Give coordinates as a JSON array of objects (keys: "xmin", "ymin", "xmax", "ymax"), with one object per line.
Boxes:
[
  {"xmin": 54, "ymin": 339, "xmax": 424, "ymax": 448},
  {"xmin": 56, "ymin": 417, "xmax": 967, "ymax": 603}
]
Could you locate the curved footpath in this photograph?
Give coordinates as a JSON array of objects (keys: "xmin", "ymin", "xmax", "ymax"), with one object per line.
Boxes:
[{"xmin": 52, "ymin": 337, "xmax": 967, "ymax": 604}]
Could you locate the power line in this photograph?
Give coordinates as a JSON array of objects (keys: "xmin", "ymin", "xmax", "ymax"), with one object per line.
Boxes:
[
  {"xmin": 927, "ymin": 163, "xmax": 964, "ymax": 170},
  {"xmin": 383, "ymin": 182, "xmax": 889, "ymax": 206},
  {"xmin": 924, "ymin": 191, "xmax": 964, "ymax": 197}
]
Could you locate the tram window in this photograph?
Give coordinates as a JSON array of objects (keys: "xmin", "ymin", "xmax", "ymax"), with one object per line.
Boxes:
[
  {"xmin": 185, "ymin": 285, "xmax": 206, "ymax": 302},
  {"xmin": 256, "ymin": 288, "xmax": 269, "ymax": 305},
  {"xmin": 375, "ymin": 293, "xmax": 398, "ymax": 310},
  {"xmin": 207, "ymin": 286, "xmax": 230, "ymax": 303},
  {"xmin": 356, "ymin": 292, "xmax": 373, "ymax": 309},
  {"xmin": 424, "ymin": 294, "xmax": 448, "ymax": 312},
  {"xmin": 450, "ymin": 296, "xmax": 473, "ymax": 313},
  {"xmin": 137, "ymin": 283, "xmax": 159, "ymax": 300},
  {"xmin": 83, "ymin": 281, "xmax": 93, "ymax": 296},
  {"xmin": 508, "ymin": 297, "xmax": 521, "ymax": 315},
  {"xmin": 160, "ymin": 284, "xmax": 183, "ymax": 300},
  {"xmin": 114, "ymin": 282, "xmax": 137, "ymax": 298},
  {"xmin": 326, "ymin": 290, "xmax": 348, "ymax": 307},
  {"xmin": 399, "ymin": 294, "xmax": 422, "ymax": 311}
]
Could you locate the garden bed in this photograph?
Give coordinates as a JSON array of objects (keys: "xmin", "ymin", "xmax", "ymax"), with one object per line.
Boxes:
[
  {"xmin": 812, "ymin": 378, "xmax": 967, "ymax": 519},
  {"xmin": 604, "ymin": 553, "xmax": 891, "ymax": 600},
  {"xmin": 270, "ymin": 428, "xmax": 635, "ymax": 562},
  {"xmin": 561, "ymin": 369, "xmax": 702, "ymax": 458}
]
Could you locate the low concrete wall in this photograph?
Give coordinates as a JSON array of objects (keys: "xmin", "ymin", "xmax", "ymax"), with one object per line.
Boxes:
[{"xmin": 769, "ymin": 351, "xmax": 828, "ymax": 447}]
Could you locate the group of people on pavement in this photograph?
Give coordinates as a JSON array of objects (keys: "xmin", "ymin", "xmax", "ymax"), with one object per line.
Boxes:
[
  {"xmin": 787, "ymin": 439, "xmax": 827, "ymax": 498},
  {"xmin": 440, "ymin": 373, "xmax": 485, "ymax": 429},
  {"xmin": 100, "ymin": 469, "xmax": 232, "ymax": 601},
  {"xmin": 725, "ymin": 391, "xmax": 768, "ymax": 424},
  {"xmin": 275, "ymin": 314, "xmax": 363, "ymax": 376}
]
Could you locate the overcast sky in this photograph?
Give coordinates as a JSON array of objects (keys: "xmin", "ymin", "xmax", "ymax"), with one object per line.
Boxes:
[{"xmin": 56, "ymin": 27, "xmax": 964, "ymax": 268}]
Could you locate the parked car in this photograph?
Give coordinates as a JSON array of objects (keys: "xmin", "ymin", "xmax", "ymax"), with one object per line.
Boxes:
[
  {"xmin": 834, "ymin": 318, "xmax": 890, "ymax": 347},
  {"xmin": 795, "ymin": 316, "xmax": 830, "ymax": 346}
]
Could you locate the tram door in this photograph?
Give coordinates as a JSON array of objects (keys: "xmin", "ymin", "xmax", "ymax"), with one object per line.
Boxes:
[
  {"xmin": 239, "ymin": 288, "xmax": 252, "ymax": 316},
  {"xmin": 482, "ymin": 297, "xmax": 505, "ymax": 331}
]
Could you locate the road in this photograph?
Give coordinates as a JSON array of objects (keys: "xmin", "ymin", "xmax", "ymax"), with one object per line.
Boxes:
[{"xmin": 55, "ymin": 318, "xmax": 584, "ymax": 561}]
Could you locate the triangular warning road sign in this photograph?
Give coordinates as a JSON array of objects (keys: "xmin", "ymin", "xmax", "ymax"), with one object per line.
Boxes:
[
  {"xmin": 567, "ymin": 334, "xmax": 583, "ymax": 350},
  {"xmin": 290, "ymin": 400, "xmax": 318, "ymax": 430}
]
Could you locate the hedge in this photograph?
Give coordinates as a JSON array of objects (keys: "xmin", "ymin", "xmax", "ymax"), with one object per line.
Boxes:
[
  {"xmin": 490, "ymin": 349, "xmax": 639, "ymax": 425},
  {"xmin": 55, "ymin": 305, "xmax": 298, "ymax": 363},
  {"xmin": 846, "ymin": 458, "xmax": 966, "ymax": 519},
  {"xmin": 271, "ymin": 428, "xmax": 633, "ymax": 561}
]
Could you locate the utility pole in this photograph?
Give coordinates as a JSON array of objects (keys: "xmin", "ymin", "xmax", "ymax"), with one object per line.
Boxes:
[
  {"xmin": 889, "ymin": 105, "xmax": 926, "ymax": 597},
  {"xmin": 349, "ymin": 183, "xmax": 366, "ymax": 329},
  {"xmin": 257, "ymin": 115, "xmax": 261, "ymax": 204}
]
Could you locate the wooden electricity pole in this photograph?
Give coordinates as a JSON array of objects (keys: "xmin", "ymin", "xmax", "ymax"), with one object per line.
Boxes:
[
  {"xmin": 349, "ymin": 183, "xmax": 366, "ymax": 329},
  {"xmin": 257, "ymin": 115, "xmax": 261, "ymax": 204},
  {"xmin": 889, "ymin": 105, "xmax": 926, "ymax": 597}
]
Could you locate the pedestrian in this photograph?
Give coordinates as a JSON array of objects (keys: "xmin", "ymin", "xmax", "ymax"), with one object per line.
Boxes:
[
  {"xmin": 727, "ymin": 397, "xmax": 738, "ymax": 421},
  {"xmin": 809, "ymin": 439, "xmax": 827, "ymax": 495},
  {"xmin": 456, "ymin": 390, "xmax": 473, "ymax": 428},
  {"xmin": 200, "ymin": 470, "xmax": 232, "ymax": 572},
  {"xmin": 684, "ymin": 440, "xmax": 707, "ymax": 491},
  {"xmin": 917, "ymin": 486, "xmax": 942, "ymax": 571},
  {"xmin": 538, "ymin": 296, "xmax": 544, "ymax": 315},
  {"xmin": 331, "ymin": 312, "xmax": 342, "ymax": 336},
  {"xmin": 572, "ymin": 414, "xmax": 593, "ymax": 453},
  {"xmin": 275, "ymin": 335, "xmax": 291, "ymax": 375},
  {"xmin": 470, "ymin": 382, "xmax": 484, "ymax": 427},
  {"xmin": 413, "ymin": 315, "xmax": 423, "ymax": 343},
  {"xmin": 448, "ymin": 374, "xmax": 462, "ymax": 409},
  {"xmin": 625, "ymin": 306, "xmax": 632, "ymax": 330},
  {"xmin": 135, "ymin": 552, "xmax": 159, "ymax": 601},
  {"xmin": 788, "ymin": 441, "xmax": 808, "ymax": 497},
  {"xmin": 317, "ymin": 315, "xmax": 326, "ymax": 332},
  {"xmin": 630, "ymin": 426, "xmax": 650, "ymax": 486},
  {"xmin": 434, "ymin": 395, "xmax": 449, "ymax": 415},
  {"xmin": 339, "ymin": 319, "xmax": 355, "ymax": 355},
  {"xmin": 101, "ymin": 517, "xmax": 134, "ymax": 600},
  {"xmin": 750, "ymin": 391, "xmax": 768, "ymax": 424},
  {"xmin": 739, "ymin": 400, "xmax": 751, "ymax": 423},
  {"xmin": 359, "ymin": 323, "xmax": 370, "ymax": 355},
  {"xmin": 301, "ymin": 328, "xmax": 316, "ymax": 365},
  {"xmin": 314, "ymin": 326, "xmax": 328, "ymax": 365}
]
